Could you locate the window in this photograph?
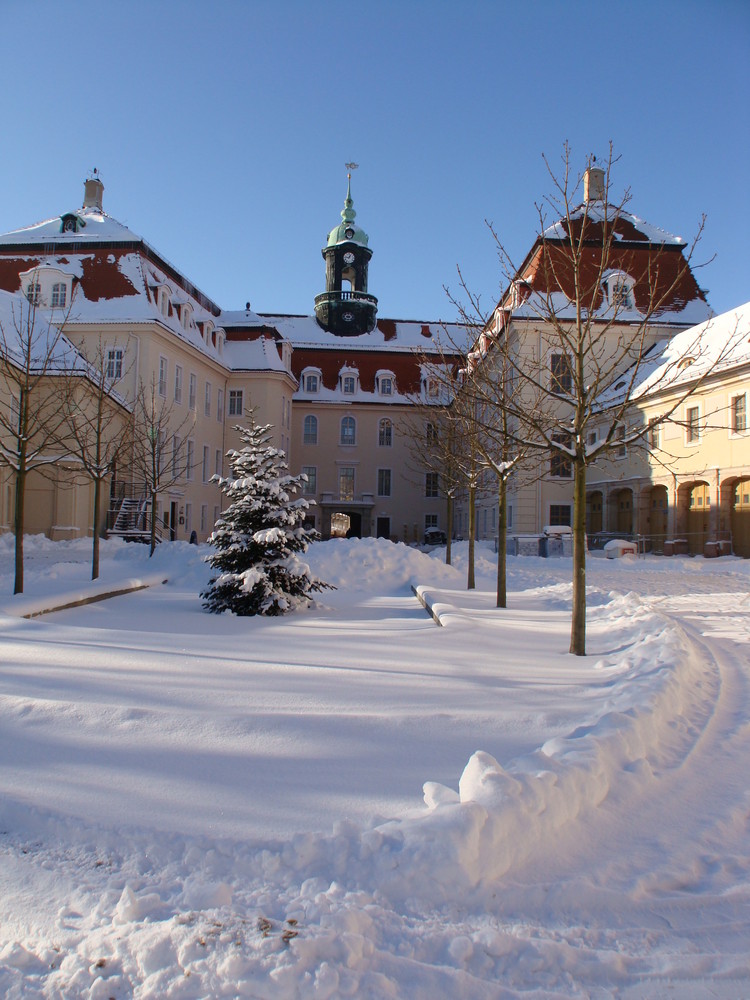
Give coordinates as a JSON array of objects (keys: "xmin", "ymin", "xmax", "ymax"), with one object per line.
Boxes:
[
  {"xmin": 172, "ymin": 435, "xmax": 180, "ymax": 476},
  {"xmin": 339, "ymin": 467, "xmax": 355, "ymax": 500},
  {"xmin": 160, "ymin": 290, "xmax": 169, "ymax": 317},
  {"xmin": 185, "ymin": 503, "xmax": 192, "ymax": 534},
  {"xmin": 200, "ymin": 504, "xmax": 208, "ymax": 533},
  {"xmin": 186, "ymin": 439, "xmax": 195, "ymax": 480},
  {"xmin": 304, "ymin": 373, "xmax": 319, "ymax": 393},
  {"xmin": 340, "ymin": 415, "xmax": 356, "ymax": 446},
  {"xmin": 426, "ymin": 379, "xmax": 439, "ymax": 398},
  {"xmin": 215, "ymin": 449, "xmax": 222, "ymax": 477},
  {"xmin": 174, "ymin": 365, "xmax": 183, "ymax": 404},
  {"xmin": 213, "ymin": 505, "xmax": 219, "ymax": 526},
  {"xmin": 228, "ymin": 389, "xmax": 243, "ymax": 416},
  {"xmin": 106, "ymin": 349, "xmax": 123, "ymax": 380},
  {"xmin": 686, "ymin": 406, "xmax": 700, "ymax": 443},
  {"xmin": 51, "ymin": 283, "xmax": 67, "ymax": 308},
  {"xmin": 377, "ymin": 469, "xmax": 392, "ymax": 497},
  {"xmin": 204, "ymin": 382, "xmax": 212, "ymax": 417},
  {"xmin": 550, "ymin": 505, "xmax": 572, "ymax": 526},
  {"xmin": 616, "ymin": 425, "xmax": 627, "ymax": 459},
  {"xmin": 159, "ymin": 357, "xmax": 168, "ymax": 397},
  {"xmin": 378, "ymin": 418, "xmax": 393, "ymax": 447},
  {"xmin": 380, "ymin": 376, "xmax": 393, "ymax": 396},
  {"xmin": 550, "ymin": 434, "xmax": 572, "ymax": 478},
  {"xmin": 202, "ymin": 445, "xmax": 210, "ymax": 483},
  {"xmin": 342, "ymin": 375, "xmax": 356, "ymax": 394},
  {"xmin": 731, "ymin": 394, "xmax": 746, "ymax": 433},
  {"xmin": 303, "ymin": 415, "xmax": 318, "ymax": 445},
  {"xmin": 550, "ymin": 354, "xmax": 573, "ymax": 394},
  {"xmin": 301, "ymin": 466, "xmax": 317, "ymax": 494},
  {"xmin": 426, "ymin": 422, "xmax": 438, "ymax": 445},
  {"xmin": 10, "ymin": 394, "xmax": 21, "ymax": 434},
  {"xmin": 648, "ymin": 419, "xmax": 660, "ymax": 449},
  {"xmin": 26, "ymin": 282, "xmax": 41, "ymax": 305},
  {"xmin": 189, "ymin": 373, "xmax": 197, "ymax": 410},
  {"xmin": 217, "ymin": 388, "xmax": 223, "ymax": 421},
  {"xmin": 425, "ymin": 472, "xmax": 439, "ymax": 498},
  {"xmin": 425, "ymin": 513, "xmax": 438, "ymax": 531}
]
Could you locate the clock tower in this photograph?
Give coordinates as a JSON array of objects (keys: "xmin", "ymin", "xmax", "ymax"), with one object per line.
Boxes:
[{"xmin": 314, "ymin": 168, "xmax": 378, "ymax": 336}]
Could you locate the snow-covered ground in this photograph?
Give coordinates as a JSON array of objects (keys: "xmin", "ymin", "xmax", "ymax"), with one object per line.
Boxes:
[{"xmin": 1, "ymin": 533, "xmax": 748, "ymax": 999}]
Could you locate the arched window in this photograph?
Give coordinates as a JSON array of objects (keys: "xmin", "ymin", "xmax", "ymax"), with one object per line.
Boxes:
[
  {"xmin": 303, "ymin": 415, "xmax": 318, "ymax": 445},
  {"xmin": 340, "ymin": 415, "xmax": 356, "ymax": 446},
  {"xmin": 378, "ymin": 418, "xmax": 392, "ymax": 447},
  {"xmin": 51, "ymin": 283, "xmax": 67, "ymax": 308}
]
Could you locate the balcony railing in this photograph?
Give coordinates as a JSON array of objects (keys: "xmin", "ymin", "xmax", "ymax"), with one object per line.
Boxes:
[
  {"xmin": 319, "ymin": 492, "xmax": 375, "ymax": 506},
  {"xmin": 314, "ymin": 290, "xmax": 378, "ymax": 306}
]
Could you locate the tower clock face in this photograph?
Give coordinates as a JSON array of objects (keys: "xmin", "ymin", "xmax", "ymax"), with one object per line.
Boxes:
[
  {"xmin": 343, "ymin": 312, "xmax": 354, "ymax": 322},
  {"xmin": 344, "ymin": 228, "xmax": 355, "ymax": 239},
  {"xmin": 343, "ymin": 251, "xmax": 355, "ymax": 264}
]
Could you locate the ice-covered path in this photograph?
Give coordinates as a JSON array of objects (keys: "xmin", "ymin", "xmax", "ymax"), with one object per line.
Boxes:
[{"xmin": 0, "ymin": 537, "xmax": 748, "ymax": 998}]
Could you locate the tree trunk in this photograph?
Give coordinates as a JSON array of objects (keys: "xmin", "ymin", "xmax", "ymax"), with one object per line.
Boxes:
[
  {"xmin": 569, "ymin": 458, "xmax": 587, "ymax": 655},
  {"xmin": 467, "ymin": 483, "xmax": 476, "ymax": 590},
  {"xmin": 496, "ymin": 476, "xmax": 507, "ymax": 609},
  {"xmin": 446, "ymin": 493, "xmax": 453, "ymax": 565},
  {"xmin": 91, "ymin": 476, "xmax": 101, "ymax": 581},
  {"xmin": 13, "ymin": 470, "xmax": 25, "ymax": 595},
  {"xmin": 150, "ymin": 489, "xmax": 158, "ymax": 557}
]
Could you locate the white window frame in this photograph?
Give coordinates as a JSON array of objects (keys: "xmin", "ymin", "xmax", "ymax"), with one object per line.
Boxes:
[
  {"xmin": 158, "ymin": 356, "xmax": 168, "ymax": 397},
  {"xmin": 378, "ymin": 418, "xmax": 393, "ymax": 447},
  {"xmin": 377, "ymin": 468, "xmax": 392, "ymax": 497},
  {"xmin": 202, "ymin": 445, "xmax": 210, "ymax": 483},
  {"xmin": 303, "ymin": 414, "xmax": 318, "ymax": 445},
  {"xmin": 204, "ymin": 382, "xmax": 212, "ymax": 417},
  {"xmin": 189, "ymin": 373, "xmax": 197, "ymax": 411},
  {"xmin": 174, "ymin": 364, "xmax": 183, "ymax": 404},
  {"xmin": 228, "ymin": 389, "xmax": 243, "ymax": 417},
  {"xmin": 340, "ymin": 415, "xmax": 356, "ymax": 446},
  {"xmin": 51, "ymin": 282, "xmax": 67, "ymax": 308},
  {"xmin": 730, "ymin": 393, "xmax": 747, "ymax": 435},
  {"xmin": 301, "ymin": 465, "xmax": 317, "ymax": 494},
  {"xmin": 186, "ymin": 439, "xmax": 195, "ymax": 481},
  {"xmin": 425, "ymin": 472, "xmax": 439, "ymax": 498},
  {"xmin": 215, "ymin": 449, "xmax": 222, "ymax": 477},
  {"xmin": 217, "ymin": 388, "xmax": 224, "ymax": 421},
  {"xmin": 106, "ymin": 348, "xmax": 123, "ymax": 380},
  {"xmin": 685, "ymin": 404, "xmax": 701, "ymax": 445},
  {"xmin": 200, "ymin": 504, "xmax": 208, "ymax": 533}
]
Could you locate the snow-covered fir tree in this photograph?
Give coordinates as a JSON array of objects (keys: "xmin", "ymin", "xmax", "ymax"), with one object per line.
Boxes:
[{"xmin": 202, "ymin": 420, "xmax": 330, "ymax": 615}]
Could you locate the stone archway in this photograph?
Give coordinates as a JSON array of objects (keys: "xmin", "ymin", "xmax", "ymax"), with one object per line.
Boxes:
[
  {"xmin": 647, "ymin": 484, "xmax": 669, "ymax": 552},
  {"xmin": 586, "ymin": 490, "xmax": 603, "ymax": 536},
  {"xmin": 679, "ymin": 481, "xmax": 710, "ymax": 554},
  {"xmin": 609, "ymin": 487, "xmax": 633, "ymax": 536},
  {"xmin": 731, "ymin": 477, "xmax": 750, "ymax": 557}
]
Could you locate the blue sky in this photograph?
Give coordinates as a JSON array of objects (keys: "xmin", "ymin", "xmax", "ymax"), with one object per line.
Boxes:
[{"xmin": 2, "ymin": 0, "xmax": 748, "ymax": 320}]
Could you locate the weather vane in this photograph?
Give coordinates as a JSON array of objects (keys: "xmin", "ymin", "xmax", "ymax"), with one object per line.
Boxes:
[{"xmin": 345, "ymin": 162, "xmax": 359, "ymax": 177}]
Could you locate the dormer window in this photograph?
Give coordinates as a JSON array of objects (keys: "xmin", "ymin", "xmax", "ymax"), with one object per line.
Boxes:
[
  {"xmin": 59, "ymin": 213, "xmax": 84, "ymax": 234},
  {"xmin": 604, "ymin": 271, "xmax": 635, "ymax": 310},
  {"xmin": 181, "ymin": 303, "xmax": 192, "ymax": 330},
  {"xmin": 203, "ymin": 320, "xmax": 213, "ymax": 343},
  {"xmin": 26, "ymin": 282, "xmax": 41, "ymax": 306},
  {"xmin": 339, "ymin": 368, "xmax": 358, "ymax": 394},
  {"xmin": 305, "ymin": 373, "xmax": 319, "ymax": 393},
  {"xmin": 51, "ymin": 283, "xmax": 67, "ymax": 308},
  {"xmin": 376, "ymin": 370, "xmax": 396, "ymax": 396},
  {"xmin": 302, "ymin": 367, "xmax": 322, "ymax": 393},
  {"xmin": 159, "ymin": 289, "xmax": 170, "ymax": 317}
]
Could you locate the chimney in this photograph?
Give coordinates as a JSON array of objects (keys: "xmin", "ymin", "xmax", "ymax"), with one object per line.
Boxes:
[
  {"xmin": 82, "ymin": 171, "xmax": 104, "ymax": 211},
  {"xmin": 584, "ymin": 165, "xmax": 605, "ymax": 202}
]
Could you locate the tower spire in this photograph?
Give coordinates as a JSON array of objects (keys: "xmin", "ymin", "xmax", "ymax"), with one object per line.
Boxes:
[{"xmin": 342, "ymin": 162, "xmax": 358, "ymax": 224}]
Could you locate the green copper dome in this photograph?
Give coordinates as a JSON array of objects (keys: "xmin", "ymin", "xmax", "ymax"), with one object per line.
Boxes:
[{"xmin": 326, "ymin": 174, "xmax": 369, "ymax": 248}]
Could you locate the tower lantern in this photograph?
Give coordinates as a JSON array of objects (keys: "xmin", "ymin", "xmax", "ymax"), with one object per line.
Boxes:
[{"xmin": 314, "ymin": 165, "xmax": 378, "ymax": 336}]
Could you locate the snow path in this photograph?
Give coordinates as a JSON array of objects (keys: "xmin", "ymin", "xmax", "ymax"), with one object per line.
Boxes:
[{"xmin": 0, "ymin": 538, "xmax": 748, "ymax": 997}]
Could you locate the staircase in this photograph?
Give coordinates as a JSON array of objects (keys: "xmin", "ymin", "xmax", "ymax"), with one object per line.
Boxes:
[{"xmin": 107, "ymin": 491, "xmax": 161, "ymax": 544}]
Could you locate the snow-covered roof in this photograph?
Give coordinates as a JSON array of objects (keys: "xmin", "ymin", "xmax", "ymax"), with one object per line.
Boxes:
[
  {"xmin": 542, "ymin": 201, "xmax": 685, "ymax": 246},
  {"xmin": 222, "ymin": 335, "xmax": 289, "ymax": 374},
  {"xmin": 0, "ymin": 206, "xmax": 143, "ymax": 246},
  {"xmin": 228, "ymin": 313, "xmax": 470, "ymax": 353},
  {"xmin": 508, "ymin": 287, "xmax": 712, "ymax": 328},
  {"xmin": 600, "ymin": 300, "xmax": 750, "ymax": 406}
]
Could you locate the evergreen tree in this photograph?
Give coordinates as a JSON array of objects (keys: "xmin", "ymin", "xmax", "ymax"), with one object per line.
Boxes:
[{"xmin": 202, "ymin": 420, "xmax": 330, "ymax": 616}]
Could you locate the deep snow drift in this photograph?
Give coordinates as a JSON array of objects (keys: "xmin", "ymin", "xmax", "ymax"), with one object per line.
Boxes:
[{"xmin": 1, "ymin": 534, "xmax": 749, "ymax": 998}]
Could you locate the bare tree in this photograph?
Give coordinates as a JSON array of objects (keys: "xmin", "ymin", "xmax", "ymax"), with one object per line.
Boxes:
[
  {"xmin": 479, "ymin": 143, "xmax": 728, "ymax": 654},
  {"xmin": 57, "ymin": 336, "xmax": 134, "ymax": 579},
  {"xmin": 0, "ymin": 290, "xmax": 74, "ymax": 593},
  {"xmin": 131, "ymin": 376, "xmax": 197, "ymax": 556}
]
